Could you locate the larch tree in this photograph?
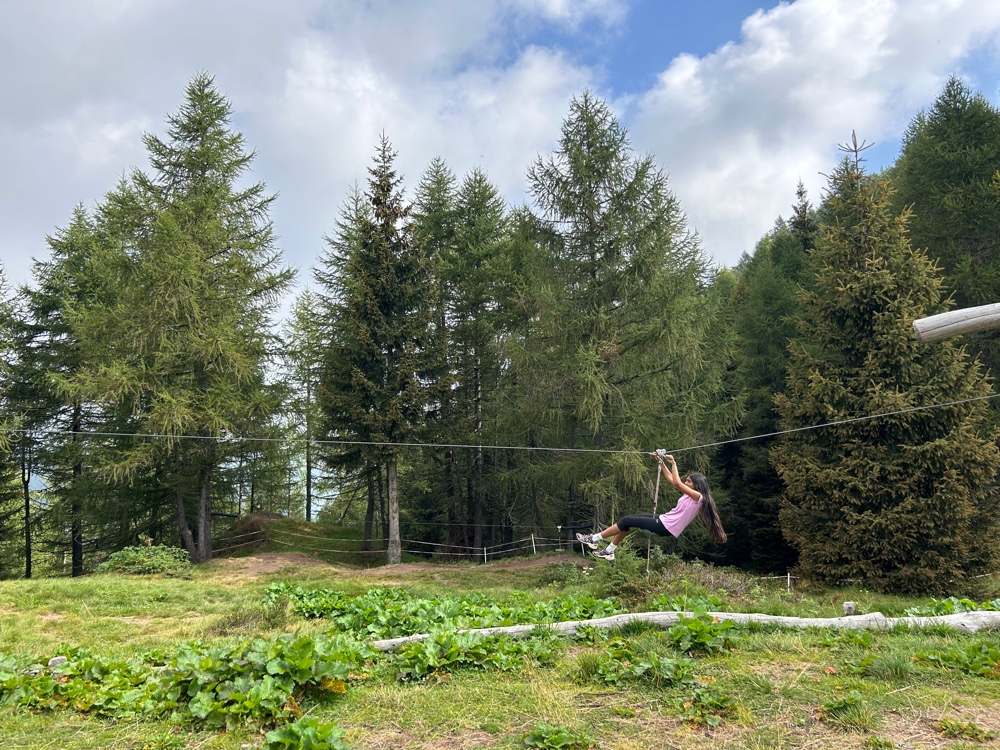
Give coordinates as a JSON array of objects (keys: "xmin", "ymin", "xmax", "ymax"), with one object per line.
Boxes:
[
  {"xmin": 772, "ymin": 140, "xmax": 1000, "ymax": 593},
  {"xmin": 64, "ymin": 74, "xmax": 293, "ymax": 563},
  {"xmin": 510, "ymin": 91, "xmax": 737, "ymax": 535}
]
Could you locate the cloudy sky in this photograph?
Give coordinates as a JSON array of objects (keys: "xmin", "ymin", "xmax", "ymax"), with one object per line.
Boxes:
[{"xmin": 3, "ymin": 0, "xmax": 1000, "ymax": 300}]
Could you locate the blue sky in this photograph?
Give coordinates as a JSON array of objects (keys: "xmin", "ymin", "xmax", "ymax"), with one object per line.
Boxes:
[{"xmin": 2, "ymin": 0, "xmax": 1000, "ymax": 304}]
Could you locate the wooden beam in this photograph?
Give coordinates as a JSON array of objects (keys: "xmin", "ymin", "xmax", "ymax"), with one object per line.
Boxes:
[{"xmin": 913, "ymin": 303, "xmax": 1000, "ymax": 343}]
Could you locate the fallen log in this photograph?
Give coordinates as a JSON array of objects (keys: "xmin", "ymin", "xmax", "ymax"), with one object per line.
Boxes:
[
  {"xmin": 913, "ymin": 303, "xmax": 1000, "ymax": 343},
  {"xmin": 369, "ymin": 610, "xmax": 1000, "ymax": 650}
]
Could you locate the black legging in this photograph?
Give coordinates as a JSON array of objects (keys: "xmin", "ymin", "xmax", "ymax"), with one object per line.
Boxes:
[{"xmin": 616, "ymin": 513, "xmax": 668, "ymax": 536}]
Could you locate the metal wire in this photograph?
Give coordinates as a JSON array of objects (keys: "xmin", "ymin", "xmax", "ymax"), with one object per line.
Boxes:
[{"xmin": 9, "ymin": 390, "xmax": 1000, "ymax": 456}]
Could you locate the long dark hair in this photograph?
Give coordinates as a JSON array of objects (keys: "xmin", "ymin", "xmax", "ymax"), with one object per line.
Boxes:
[{"xmin": 688, "ymin": 473, "xmax": 727, "ymax": 544}]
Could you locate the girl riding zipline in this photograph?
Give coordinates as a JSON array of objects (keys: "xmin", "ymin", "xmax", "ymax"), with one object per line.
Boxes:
[{"xmin": 577, "ymin": 452, "xmax": 727, "ymax": 561}]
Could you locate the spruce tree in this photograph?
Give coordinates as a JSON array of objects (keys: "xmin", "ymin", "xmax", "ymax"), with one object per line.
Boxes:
[
  {"xmin": 282, "ymin": 288, "xmax": 326, "ymax": 521},
  {"xmin": 890, "ymin": 76, "xmax": 1000, "ymax": 420},
  {"xmin": 318, "ymin": 136, "xmax": 435, "ymax": 564},
  {"xmin": 771, "ymin": 140, "xmax": 1000, "ymax": 593},
  {"xmin": 64, "ymin": 74, "xmax": 293, "ymax": 563},
  {"xmin": 719, "ymin": 188, "xmax": 817, "ymax": 571}
]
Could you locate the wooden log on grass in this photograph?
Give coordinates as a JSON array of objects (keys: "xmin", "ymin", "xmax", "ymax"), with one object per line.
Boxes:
[
  {"xmin": 913, "ymin": 303, "xmax": 1000, "ymax": 343},
  {"xmin": 369, "ymin": 610, "xmax": 1000, "ymax": 650}
]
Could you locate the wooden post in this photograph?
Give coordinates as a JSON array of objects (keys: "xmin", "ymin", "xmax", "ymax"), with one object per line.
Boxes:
[{"xmin": 531, "ymin": 534, "xmax": 537, "ymax": 555}]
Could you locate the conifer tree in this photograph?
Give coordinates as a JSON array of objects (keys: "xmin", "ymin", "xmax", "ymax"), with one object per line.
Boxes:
[
  {"xmin": 891, "ymin": 76, "xmax": 1000, "ymax": 307},
  {"xmin": 0, "ymin": 263, "xmax": 24, "ymax": 577},
  {"xmin": 719, "ymin": 188, "xmax": 817, "ymax": 571},
  {"xmin": 890, "ymin": 77, "xmax": 1000, "ymax": 418},
  {"xmin": 11, "ymin": 208, "xmax": 114, "ymax": 576},
  {"xmin": 318, "ymin": 136, "xmax": 435, "ymax": 564},
  {"xmin": 64, "ymin": 74, "xmax": 293, "ymax": 563},
  {"xmin": 772, "ymin": 139, "xmax": 1000, "ymax": 593},
  {"xmin": 511, "ymin": 92, "xmax": 736, "ymax": 534},
  {"xmin": 282, "ymin": 288, "xmax": 326, "ymax": 521}
]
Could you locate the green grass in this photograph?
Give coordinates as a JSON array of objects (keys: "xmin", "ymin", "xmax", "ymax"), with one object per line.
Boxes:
[{"xmin": 1, "ymin": 547, "xmax": 999, "ymax": 750}]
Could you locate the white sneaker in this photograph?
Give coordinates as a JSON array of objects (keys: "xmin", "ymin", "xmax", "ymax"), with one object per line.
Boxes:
[
  {"xmin": 576, "ymin": 532, "xmax": 599, "ymax": 550},
  {"xmin": 591, "ymin": 547, "xmax": 615, "ymax": 562}
]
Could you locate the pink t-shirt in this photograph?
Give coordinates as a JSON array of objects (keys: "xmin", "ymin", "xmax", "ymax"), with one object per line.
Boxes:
[{"xmin": 658, "ymin": 494, "xmax": 702, "ymax": 537}]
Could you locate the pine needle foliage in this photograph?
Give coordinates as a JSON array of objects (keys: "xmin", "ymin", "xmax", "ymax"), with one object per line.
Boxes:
[
  {"xmin": 62, "ymin": 74, "xmax": 293, "ymax": 563},
  {"xmin": 772, "ymin": 143, "xmax": 1000, "ymax": 593},
  {"xmin": 508, "ymin": 91, "xmax": 736, "ymax": 529},
  {"xmin": 317, "ymin": 136, "xmax": 437, "ymax": 564}
]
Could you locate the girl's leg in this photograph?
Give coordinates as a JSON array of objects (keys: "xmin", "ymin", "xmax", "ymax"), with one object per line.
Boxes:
[{"xmin": 599, "ymin": 524, "xmax": 628, "ymax": 544}]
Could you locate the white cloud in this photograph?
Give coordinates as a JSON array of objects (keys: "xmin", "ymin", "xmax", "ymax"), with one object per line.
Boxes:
[
  {"xmin": 3, "ymin": 0, "xmax": 1000, "ymax": 300},
  {"xmin": 628, "ymin": 0, "xmax": 1000, "ymax": 266},
  {"xmin": 505, "ymin": 0, "xmax": 627, "ymax": 28}
]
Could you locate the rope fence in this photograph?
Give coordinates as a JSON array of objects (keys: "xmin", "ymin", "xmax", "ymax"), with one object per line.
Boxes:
[{"xmin": 209, "ymin": 527, "xmax": 1000, "ymax": 593}]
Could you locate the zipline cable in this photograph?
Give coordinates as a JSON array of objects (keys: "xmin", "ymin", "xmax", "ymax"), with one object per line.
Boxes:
[{"xmin": 6, "ymin": 392, "xmax": 1000, "ymax": 456}]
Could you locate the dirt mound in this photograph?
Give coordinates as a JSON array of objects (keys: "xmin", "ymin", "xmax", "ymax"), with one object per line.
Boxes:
[{"xmin": 211, "ymin": 552, "xmax": 338, "ymax": 577}]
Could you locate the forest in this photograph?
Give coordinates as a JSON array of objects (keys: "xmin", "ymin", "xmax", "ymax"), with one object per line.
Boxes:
[{"xmin": 1, "ymin": 72, "xmax": 999, "ymax": 595}]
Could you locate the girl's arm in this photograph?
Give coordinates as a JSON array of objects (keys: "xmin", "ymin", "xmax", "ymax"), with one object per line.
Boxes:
[{"xmin": 658, "ymin": 454, "xmax": 701, "ymax": 501}]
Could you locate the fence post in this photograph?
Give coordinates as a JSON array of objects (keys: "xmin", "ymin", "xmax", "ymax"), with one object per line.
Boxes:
[
  {"xmin": 483, "ymin": 546, "xmax": 487, "ymax": 564},
  {"xmin": 787, "ymin": 572, "xmax": 791, "ymax": 593},
  {"xmin": 531, "ymin": 534, "xmax": 537, "ymax": 556},
  {"xmin": 264, "ymin": 527, "xmax": 271, "ymax": 552}
]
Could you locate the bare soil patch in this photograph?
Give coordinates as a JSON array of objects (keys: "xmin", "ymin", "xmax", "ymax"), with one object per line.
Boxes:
[{"xmin": 210, "ymin": 552, "xmax": 339, "ymax": 578}]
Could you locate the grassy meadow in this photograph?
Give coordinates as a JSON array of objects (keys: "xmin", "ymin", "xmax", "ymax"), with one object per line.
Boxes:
[{"xmin": 1, "ymin": 525, "xmax": 999, "ymax": 750}]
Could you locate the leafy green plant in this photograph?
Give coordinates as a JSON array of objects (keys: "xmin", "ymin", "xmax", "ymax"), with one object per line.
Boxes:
[
  {"xmin": 522, "ymin": 722, "xmax": 593, "ymax": 750},
  {"xmin": 934, "ymin": 718, "xmax": 996, "ymax": 742},
  {"xmin": 864, "ymin": 736, "xmax": 896, "ymax": 749},
  {"xmin": 816, "ymin": 628, "xmax": 874, "ymax": 650},
  {"xmin": 820, "ymin": 689, "xmax": 862, "ymax": 716},
  {"xmin": 676, "ymin": 679, "xmax": 735, "ymax": 727},
  {"xmin": 263, "ymin": 583, "xmax": 622, "ymax": 638},
  {"xmin": 96, "ymin": 545, "xmax": 192, "ymax": 576},
  {"xmin": 577, "ymin": 639, "xmax": 697, "ymax": 688},
  {"xmin": 664, "ymin": 613, "xmax": 739, "ymax": 655},
  {"xmin": 915, "ymin": 642, "xmax": 1000, "ymax": 677},
  {"xmin": 650, "ymin": 592, "xmax": 723, "ymax": 612},
  {"xmin": 394, "ymin": 632, "xmax": 559, "ymax": 681},
  {"xmin": 903, "ymin": 596, "xmax": 1000, "ymax": 616},
  {"xmin": 265, "ymin": 716, "xmax": 351, "ymax": 749}
]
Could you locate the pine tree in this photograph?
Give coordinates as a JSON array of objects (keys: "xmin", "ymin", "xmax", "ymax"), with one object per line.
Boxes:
[
  {"xmin": 64, "ymin": 74, "xmax": 293, "ymax": 563},
  {"xmin": 318, "ymin": 136, "xmax": 435, "ymax": 564},
  {"xmin": 771, "ymin": 139, "xmax": 1000, "ymax": 593}
]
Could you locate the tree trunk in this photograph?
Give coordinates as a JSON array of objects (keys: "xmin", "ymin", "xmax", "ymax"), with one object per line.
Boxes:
[
  {"xmin": 196, "ymin": 458, "xmax": 213, "ymax": 563},
  {"xmin": 71, "ymin": 401, "xmax": 83, "ymax": 577},
  {"xmin": 387, "ymin": 457, "xmax": 401, "ymax": 564},
  {"xmin": 20, "ymin": 439, "xmax": 31, "ymax": 580},
  {"xmin": 472, "ymin": 354, "xmax": 483, "ymax": 551},
  {"xmin": 305, "ymin": 378, "xmax": 313, "ymax": 522},
  {"xmin": 378, "ymin": 463, "xmax": 388, "ymax": 550},
  {"xmin": 362, "ymin": 469, "xmax": 374, "ymax": 552},
  {"xmin": 176, "ymin": 489, "xmax": 197, "ymax": 562}
]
